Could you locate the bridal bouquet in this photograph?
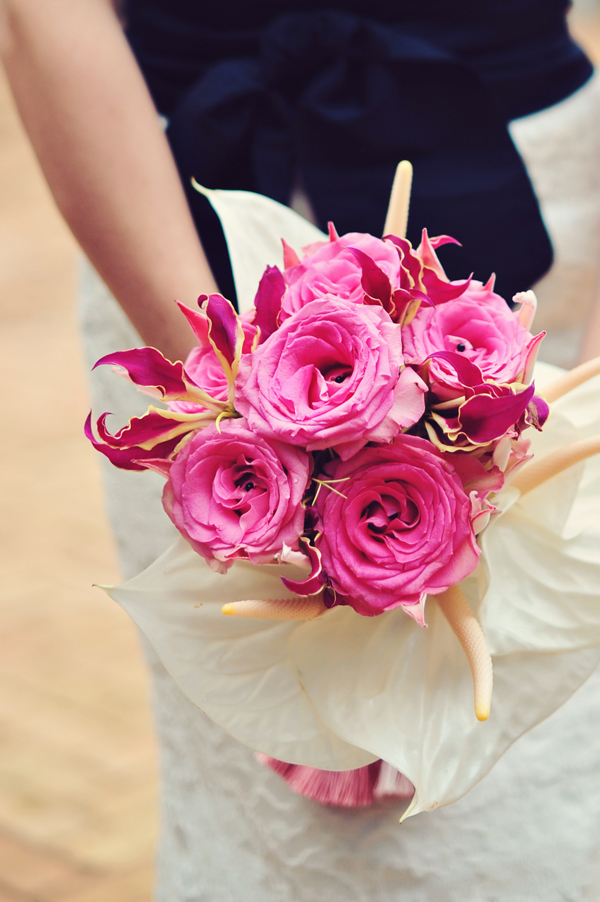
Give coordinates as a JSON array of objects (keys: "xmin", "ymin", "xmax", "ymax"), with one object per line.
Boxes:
[{"xmin": 87, "ymin": 178, "xmax": 600, "ymax": 819}]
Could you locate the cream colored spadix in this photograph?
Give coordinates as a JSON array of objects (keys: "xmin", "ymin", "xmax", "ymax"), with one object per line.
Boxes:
[
  {"xmin": 542, "ymin": 354, "xmax": 600, "ymax": 403},
  {"xmin": 222, "ymin": 595, "xmax": 327, "ymax": 620},
  {"xmin": 436, "ymin": 585, "xmax": 493, "ymax": 722},
  {"xmin": 510, "ymin": 435, "xmax": 600, "ymax": 496},
  {"xmin": 383, "ymin": 160, "xmax": 413, "ymax": 239}
]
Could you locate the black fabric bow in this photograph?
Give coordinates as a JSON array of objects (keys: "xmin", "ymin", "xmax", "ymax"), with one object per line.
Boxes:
[{"xmin": 166, "ymin": 11, "xmax": 553, "ymax": 305}]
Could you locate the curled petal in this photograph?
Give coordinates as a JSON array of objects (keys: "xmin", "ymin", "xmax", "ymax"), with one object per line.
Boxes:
[
  {"xmin": 94, "ymin": 348, "xmax": 188, "ymax": 401},
  {"xmin": 96, "ymin": 406, "xmax": 213, "ymax": 450},
  {"xmin": 281, "ymin": 542, "xmax": 324, "ymax": 596},
  {"xmin": 416, "ymin": 229, "xmax": 448, "ymax": 278},
  {"xmin": 519, "ymin": 331, "xmax": 546, "ymax": 385},
  {"xmin": 522, "ymin": 394, "xmax": 550, "ymax": 432},
  {"xmin": 384, "ymin": 234, "xmax": 428, "ymax": 293},
  {"xmin": 203, "ymin": 293, "xmax": 244, "ymax": 373},
  {"xmin": 84, "ymin": 413, "xmax": 183, "ymax": 471},
  {"xmin": 428, "ymin": 234, "xmax": 462, "ymax": 251},
  {"xmin": 176, "ymin": 299, "xmax": 211, "ymax": 345},
  {"xmin": 347, "ymin": 247, "xmax": 392, "ymax": 307},
  {"xmin": 459, "ymin": 383, "xmax": 535, "ymax": 444},
  {"xmin": 427, "ymin": 350, "xmax": 485, "ymax": 389},
  {"xmin": 253, "ymin": 265, "xmax": 286, "ymax": 343}
]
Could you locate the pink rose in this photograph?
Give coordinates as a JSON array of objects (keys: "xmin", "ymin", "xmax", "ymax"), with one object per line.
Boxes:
[
  {"xmin": 403, "ymin": 280, "xmax": 543, "ymax": 387},
  {"xmin": 163, "ymin": 419, "xmax": 311, "ymax": 572},
  {"xmin": 281, "ymin": 232, "xmax": 425, "ymax": 322},
  {"xmin": 314, "ymin": 435, "xmax": 480, "ymax": 622},
  {"xmin": 235, "ymin": 297, "xmax": 427, "ymax": 459}
]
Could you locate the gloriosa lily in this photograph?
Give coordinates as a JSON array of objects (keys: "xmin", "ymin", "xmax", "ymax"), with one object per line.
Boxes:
[
  {"xmin": 87, "ymin": 294, "xmax": 244, "ymax": 470},
  {"xmin": 421, "ymin": 351, "xmax": 549, "ymax": 453}
]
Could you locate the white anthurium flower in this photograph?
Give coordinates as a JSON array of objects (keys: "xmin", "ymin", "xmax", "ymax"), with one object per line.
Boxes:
[
  {"xmin": 104, "ymin": 189, "xmax": 600, "ymax": 818},
  {"xmin": 191, "ymin": 183, "xmax": 325, "ymax": 314}
]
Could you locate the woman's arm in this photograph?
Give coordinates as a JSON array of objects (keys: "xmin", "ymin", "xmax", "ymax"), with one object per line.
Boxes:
[{"xmin": 0, "ymin": 0, "xmax": 218, "ymax": 361}]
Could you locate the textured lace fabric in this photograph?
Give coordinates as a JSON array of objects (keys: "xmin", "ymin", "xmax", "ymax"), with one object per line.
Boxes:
[{"xmin": 79, "ymin": 74, "xmax": 600, "ymax": 900}]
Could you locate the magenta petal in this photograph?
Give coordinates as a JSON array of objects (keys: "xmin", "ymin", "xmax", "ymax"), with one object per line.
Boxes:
[
  {"xmin": 382, "ymin": 233, "xmax": 413, "ymax": 257},
  {"xmin": 348, "ymin": 247, "xmax": 392, "ymax": 306},
  {"xmin": 428, "ymin": 235, "xmax": 462, "ymax": 249},
  {"xmin": 416, "ymin": 228, "xmax": 448, "ymax": 278},
  {"xmin": 424, "ymin": 271, "xmax": 473, "ymax": 304},
  {"xmin": 281, "ymin": 542, "xmax": 324, "ymax": 596},
  {"xmin": 205, "ymin": 293, "xmax": 243, "ymax": 368},
  {"xmin": 460, "ymin": 384, "xmax": 535, "ymax": 443},
  {"xmin": 85, "ymin": 413, "xmax": 181, "ymax": 471},
  {"xmin": 328, "ymin": 221, "xmax": 340, "ymax": 242},
  {"xmin": 94, "ymin": 348, "xmax": 188, "ymax": 400},
  {"xmin": 524, "ymin": 393, "xmax": 550, "ymax": 431},
  {"xmin": 253, "ymin": 265, "xmax": 285, "ymax": 342},
  {"xmin": 96, "ymin": 408, "xmax": 195, "ymax": 450},
  {"xmin": 176, "ymin": 300, "xmax": 210, "ymax": 345},
  {"xmin": 429, "ymin": 351, "xmax": 484, "ymax": 388}
]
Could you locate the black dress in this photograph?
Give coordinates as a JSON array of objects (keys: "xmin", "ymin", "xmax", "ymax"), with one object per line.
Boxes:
[{"xmin": 124, "ymin": 1, "xmax": 592, "ymax": 305}]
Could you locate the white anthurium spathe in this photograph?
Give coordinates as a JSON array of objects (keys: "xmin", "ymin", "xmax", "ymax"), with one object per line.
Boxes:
[
  {"xmin": 191, "ymin": 184, "xmax": 325, "ymax": 314},
  {"xmin": 104, "ymin": 189, "xmax": 600, "ymax": 818},
  {"xmin": 106, "ymin": 545, "xmax": 376, "ymax": 772}
]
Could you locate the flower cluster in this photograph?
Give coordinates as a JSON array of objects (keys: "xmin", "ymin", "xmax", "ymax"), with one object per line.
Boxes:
[{"xmin": 88, "ymin": 227, "xmax": 548, "ymax": 623}]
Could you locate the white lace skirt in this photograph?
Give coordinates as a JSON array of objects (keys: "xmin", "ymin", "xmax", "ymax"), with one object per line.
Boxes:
[{"xmin": 79, "ymin": 73, "xmax": 600, "ymax": 902}]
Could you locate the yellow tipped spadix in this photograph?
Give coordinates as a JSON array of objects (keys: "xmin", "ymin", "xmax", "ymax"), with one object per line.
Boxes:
[
  {"xmin": 383, "ymin": 160, "xmax": 413, "ymax": 240},
  {"xmin": 222, "ymin": 595, "xmax": 327, "ymax": 620},
  {"xmin": 436, "ymin": 585, "xmax": 493, "ymax": 722},
  {"xmin": 543, "ymin": 355, "xmax": 600, "ymax": 403},
  {"xmin": 510, "ymin": 435, "xmax": 600, "ymax": 496}
]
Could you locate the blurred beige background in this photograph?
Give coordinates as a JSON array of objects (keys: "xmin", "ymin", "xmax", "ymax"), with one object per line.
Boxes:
[
  {"xmin": 0, "ymin": 54, "xmax": 156, "ymax": 902},
  {"xmin": 0, "ymin": 9, "xmax": 599, "ymax": 901}
]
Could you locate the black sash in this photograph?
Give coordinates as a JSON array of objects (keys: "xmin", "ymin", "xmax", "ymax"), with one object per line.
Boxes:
[{"xmin": 161, "ymin": 11, "xmax": 560, "ymax": 303}]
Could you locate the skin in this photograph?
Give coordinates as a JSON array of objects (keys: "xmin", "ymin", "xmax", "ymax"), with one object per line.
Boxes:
[{"xmin": 0, "ymin": 0, "xmax": 218, "ymax": 362}]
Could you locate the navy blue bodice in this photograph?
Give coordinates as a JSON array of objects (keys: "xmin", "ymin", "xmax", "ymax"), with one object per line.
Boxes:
[{"xmin": 124, "ymin": 2, "xmax": 592, "ymax": 304}]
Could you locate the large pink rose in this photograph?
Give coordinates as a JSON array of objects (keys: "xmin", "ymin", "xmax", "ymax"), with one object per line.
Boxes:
[
  {"xmin": 163, "ymin": 419, "xmax": 311, "ymax": 572},
  {"xmin": 281, "ymin": 232, "xmax": 423, "ymax": 322},
  {"xmin": 403, "ymin": 280, "xmax": 543, "ymax": 387},
  {"xmin": 314, "ymin": 435, "xmax": 480, "ymax": 622},
  {"xmin": 235, "ymin": 297, "xmax": 427, "ymax": 459}
]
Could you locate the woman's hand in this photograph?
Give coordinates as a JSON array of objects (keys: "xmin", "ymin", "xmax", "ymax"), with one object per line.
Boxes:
[{"xmin": 0, "ymin": 0, "xmax": 218, "ymax": 361}]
